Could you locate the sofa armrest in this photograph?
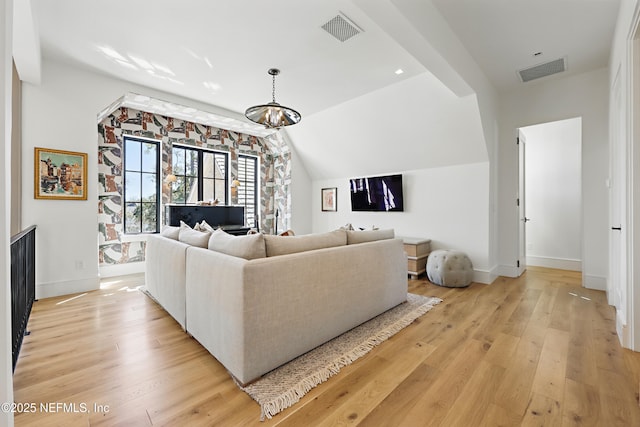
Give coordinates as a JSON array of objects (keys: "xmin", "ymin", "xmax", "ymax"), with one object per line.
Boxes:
[
  {"xmin": 185, "ymin": 247, "xmax": 249, "ymax": 380},
  {"xmin": 145, "ymin": 234, "xmax": 190, "ymax": 329}
]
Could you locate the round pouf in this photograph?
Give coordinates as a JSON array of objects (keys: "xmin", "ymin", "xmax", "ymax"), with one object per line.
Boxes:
[{"xmin": 426, "ymin": 249, "xmax": 473, "ymax": 288}]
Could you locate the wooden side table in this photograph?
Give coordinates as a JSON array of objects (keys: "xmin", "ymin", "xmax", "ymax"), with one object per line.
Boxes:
[{"xmin": 400, "ymin": 237, "xmax": 431, "ymax": 279}]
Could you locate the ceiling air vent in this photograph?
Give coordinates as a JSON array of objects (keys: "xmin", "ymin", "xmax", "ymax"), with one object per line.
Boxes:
[
  {"xmin": 518, "ymin": 57, "xmax": 567, "ymax": 83},
  {"xmin": 321, "ymin": 13, "xmax": 363, "ymax": 42}
]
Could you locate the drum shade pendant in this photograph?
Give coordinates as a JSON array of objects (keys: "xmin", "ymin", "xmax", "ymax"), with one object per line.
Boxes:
[{"xmin": 245, "ymin": 68, "xmax": 301, "ymax": 129}]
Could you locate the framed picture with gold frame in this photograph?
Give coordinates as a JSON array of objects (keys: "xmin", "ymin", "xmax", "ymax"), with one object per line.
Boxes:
[{"xmin": 34, "ymin": 147, "xmax": 88, "ymax": 200}]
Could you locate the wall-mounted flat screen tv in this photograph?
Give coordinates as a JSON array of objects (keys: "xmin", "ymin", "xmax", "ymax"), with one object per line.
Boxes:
[{"xmin": 349, "ymin": 174, "xmax": 404, "ymax": 212}]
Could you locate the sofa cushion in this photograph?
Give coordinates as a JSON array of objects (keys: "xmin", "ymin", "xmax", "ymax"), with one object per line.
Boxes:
[
  {"xmin": 346, "ymin": 229, "xmax": 395, "ymax": 244},
  {"xmin": 160, "ymin": 225, "xmax": 180, "ymax": 240},
  {"xmin": 208, "ymin": 228, "xmax": 266, "ymax": 260},
  {"xmin": 178, "ymin": 222, "xmax": 211, "ymax": 248},
  {"xmin": 264, "ymin": 229, "xmax": 347, "ymax": 257}
]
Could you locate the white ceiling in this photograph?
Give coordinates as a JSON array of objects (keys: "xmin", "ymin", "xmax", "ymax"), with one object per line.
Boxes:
[
  {"xmin": 18, "ymin": 0, "xmax": 621, "ymax": 179},
  {"xmin": 29, "ymin": 0, "xmax": 426, "ymax": 118},
  {"xmin": 431, "ymin": 0, "xmax": 620, "ymax": 92}
]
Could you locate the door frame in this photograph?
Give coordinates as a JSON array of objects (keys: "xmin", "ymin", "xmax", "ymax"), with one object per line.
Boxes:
[
  {"xmin": 610, "ymin": 63, "xmax": 628, "ymax": 345},
  {"xmin": 517, "ymin": 129, "xmax": 527, "ymax": 276},
  {"xmin": 625, "ymin": 5, "xmax": 640, "ymax": 350}
]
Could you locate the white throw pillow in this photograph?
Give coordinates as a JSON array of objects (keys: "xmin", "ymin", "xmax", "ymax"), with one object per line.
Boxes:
[
  {"xmin": 178, "ymin": 223, "xmax": 211, "ymax": 248},
  {"xmin": 160, "ymin": 225, "xmax": 180, "ymax": 240},
  {"xmin": 208, "ymin": 228, "xmax": 266, "ymax": 259},
  {"xmin": 194, "ymin": 220, "xmax": 215, "ymax": 233}
]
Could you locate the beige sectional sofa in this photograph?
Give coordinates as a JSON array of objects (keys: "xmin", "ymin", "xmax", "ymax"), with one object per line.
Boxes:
[{"xmin": 145, "ymin": 226, "xmax": 408, "ymax": 385}]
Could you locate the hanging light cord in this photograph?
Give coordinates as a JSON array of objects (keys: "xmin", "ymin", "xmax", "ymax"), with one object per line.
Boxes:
[{"xmin": 272, "ymin": 73, "xmax": 277, "ymax": 103}]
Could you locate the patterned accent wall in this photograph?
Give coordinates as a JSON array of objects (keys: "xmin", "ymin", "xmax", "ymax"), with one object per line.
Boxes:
[
  {"xmin": 97, "ymin": 106, "xmax": 287, "ymax": 267},
  {"xmin": 272, "ymin": 150, "xmax": 292, "ymax": 234}
]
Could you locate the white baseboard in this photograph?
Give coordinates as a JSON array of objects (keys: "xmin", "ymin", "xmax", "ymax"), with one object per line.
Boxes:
[
  {"xmin": 526, "ymin": 255, "xmax": 581, "ymax": 271},
  {"xmin": 583, "ymin": 274, "xmax": 607, "ymax": 291},
  {"xmin": 616, "ymin": 309, "xmax": 630, "ymax": 348},
  {"xmin": 496, "ymin": 264, "xmax": 519, "ymax": 278},
  {"xmin": 488, "ymin": 265, "xmax": 500, "ymax": 284},
  {"xmin": 36, "ymin": 276, "xmax": 100, "ymax": 300},
  {"xmin": 473, "ymin": 269, "xmax": 493, "ymax": 285},
  {"xmin": 99, "ymin": 261, "xmax": 145, "ymax": 278}
]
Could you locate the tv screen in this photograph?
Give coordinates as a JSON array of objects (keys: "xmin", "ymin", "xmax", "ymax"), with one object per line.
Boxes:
[{"xmin": 350, "ymin": 174, "xmax": 404, "ymax": 212}]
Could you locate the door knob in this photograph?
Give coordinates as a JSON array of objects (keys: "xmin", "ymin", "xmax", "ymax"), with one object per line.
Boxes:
[{"xmin": 523, "ymin": 217, "xmax": 531, "ymax": 222}]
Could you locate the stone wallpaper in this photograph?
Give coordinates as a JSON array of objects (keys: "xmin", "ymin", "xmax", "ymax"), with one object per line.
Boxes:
[{"xmin": 97, "ymin": 106, "xmax": 290, "ymax": 267}]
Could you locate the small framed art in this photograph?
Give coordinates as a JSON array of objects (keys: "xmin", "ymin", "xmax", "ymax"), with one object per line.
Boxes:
[
  {"xmin": 34, "ymin": 147, "xmax": 88, "ymax": 200},
  {"xmin": 321, "ymin": 187, "xmax": 337, "ymax": 212}
]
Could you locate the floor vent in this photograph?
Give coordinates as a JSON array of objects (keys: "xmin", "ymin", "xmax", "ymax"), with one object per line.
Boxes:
[
  {"xmin": 518, "ymin": 57, "xmax": 567, "ymax": 83},
  {"xmin": 321, "ymin": 13, "xmax": 363, "ymax": 42}
]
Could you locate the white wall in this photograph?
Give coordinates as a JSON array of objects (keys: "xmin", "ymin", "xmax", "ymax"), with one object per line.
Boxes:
[
  {"xmin": 21, "ymin": 58, "xmax": 312, "ymax": 297},
  {"xmin": 281, "ymin": 131, "xmax": 312, "ymax": 235},
  {"xmin": 1, "ymin": 0, "xmax": 14, "ymax": 424},
  {"xmin": 285, "ymin": 71, "xmax": 488, "ymax": 181},
  {"xmin": 498, "ymin": 68, "xmax": 609, "ymax": 289},
  {"xmin": 312, "ymin": 162, "xmax": 491, "ymax": 283},
  {"xmin": 521, "ymin": 118, "xmax": 582, "ymax": 271}
]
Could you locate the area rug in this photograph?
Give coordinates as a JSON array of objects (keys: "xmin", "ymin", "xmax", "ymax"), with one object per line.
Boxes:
[{"xmin": 239, "ymin": 293, "xmax": 442, "ymax": 420}]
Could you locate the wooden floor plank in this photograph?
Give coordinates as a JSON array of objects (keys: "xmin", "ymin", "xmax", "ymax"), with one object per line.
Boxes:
[
  {"xmin": 11, "ymin": 268, "xmax": 640, "ymax": 426},
  {"xmin": 492, "ymin": 323, "xmax": 547, "ymax": 418},
  {"xmin": 530, "ymin": 328, "xmax": 570, "ymax": 401},
  {"xmin": 520, "ymin": 392, "xmax": 562, "ymax": 427},
  {"xmin": 439, "ymin": 360, "xmax": 505, "ymax": 427},
  {"xmin": 561, "ymin": 378, "xmax": 601, "ymax": 427},
  {"xmin": 394, "ymin": 338, "xmax": 490, "ymax": 426}
]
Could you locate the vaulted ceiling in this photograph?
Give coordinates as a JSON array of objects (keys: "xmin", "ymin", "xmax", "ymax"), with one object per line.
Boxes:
[{"xmin": 15, "ymin": 0, "xmax": 620, "ymax": 179}]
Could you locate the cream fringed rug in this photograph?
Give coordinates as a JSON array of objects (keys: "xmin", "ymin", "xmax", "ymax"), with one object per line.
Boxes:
[{"xmin": 239, "ymin": 293, "xmax": 442, "ymax": 421}]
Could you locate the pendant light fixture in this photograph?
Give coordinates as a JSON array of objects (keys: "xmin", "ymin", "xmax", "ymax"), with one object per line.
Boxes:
[{"xmin": 245, "ymin": 68, "xmax": 301, "ymax": 129}]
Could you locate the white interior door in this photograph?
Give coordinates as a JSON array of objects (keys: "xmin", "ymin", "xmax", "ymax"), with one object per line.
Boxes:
[
  {"xmin": 518, "ymin": 130, "xmax": 527, "ymax": 276},
  {"xmin": 609, "ymin": 66, "xmax": 626, "ymax": 322}
]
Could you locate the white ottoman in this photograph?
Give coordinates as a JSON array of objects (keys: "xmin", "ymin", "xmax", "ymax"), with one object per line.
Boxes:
[{"xmin": 426, "ymin": 249, "xmax": 473, "ymax": 288}]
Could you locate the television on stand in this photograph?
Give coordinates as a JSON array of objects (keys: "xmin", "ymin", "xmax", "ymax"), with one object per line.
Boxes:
[{"xmin": 349, "ymin": 174, "xmax": 404, "ymax": 212}]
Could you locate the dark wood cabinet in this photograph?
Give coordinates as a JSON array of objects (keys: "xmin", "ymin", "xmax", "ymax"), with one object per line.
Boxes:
[{"xmin": 165, "ymin": 205, "xmax": 251, "ymax": 235}]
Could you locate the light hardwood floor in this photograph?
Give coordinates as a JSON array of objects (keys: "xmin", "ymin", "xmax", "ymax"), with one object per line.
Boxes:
[{"xmin": 12, "ymin": 267, "xmax": 640, "ymax": 426}]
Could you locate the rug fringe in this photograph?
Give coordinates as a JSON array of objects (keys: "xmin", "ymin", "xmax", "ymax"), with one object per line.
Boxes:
[{"xmin": 253, "ymin": 296, "xmax": 442, "ymax": 420}]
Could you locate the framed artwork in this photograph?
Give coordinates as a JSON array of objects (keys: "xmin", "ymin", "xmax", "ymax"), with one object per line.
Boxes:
[
  {"xmin": 34, "ymin": 147, "xmax": 88, "ymax": 200},
  {"xmin": 321, "ymin": 187, "xmax": 337, "ymax": 212}
]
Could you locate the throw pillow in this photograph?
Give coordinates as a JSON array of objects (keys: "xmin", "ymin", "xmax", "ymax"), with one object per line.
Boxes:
[
  {"xmin": 207, "ymin": 228, "xmax": 266, "ymax": 260},
  {"xmin": 264, "ymin": 229, "xmax": 347, "ymax": 257},
  {"xmin": 346, "ymin": 229, "xmax": 394, "ymax": 244},
  {"xmin": 178, "ymin": 226, "xmax": 211, "ymax": 248},
  {"xmin": 160, "ymin": 225, "xmax": 180, "ymax": 240},
  {"xmin": 195, "ymin": 220, "xmax": 215, "ymax": 233}
]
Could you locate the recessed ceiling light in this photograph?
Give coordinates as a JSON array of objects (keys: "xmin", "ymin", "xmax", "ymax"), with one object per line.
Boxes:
[{"xmin": 395, "ymin": 69, "xmax": 404, "ymax": 75}]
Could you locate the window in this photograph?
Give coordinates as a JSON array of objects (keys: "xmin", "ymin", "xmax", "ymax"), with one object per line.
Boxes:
[
  {"xmin": 237, "ymin": 155, "xmax": 259, "ymax": 228},
  {"xmin": 171, "ymin": 145, "xmax": 228, "ymax": 204},
  {"xmin": 124, "ymin": 136, "xmax": 160, "ymax": 234}
]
